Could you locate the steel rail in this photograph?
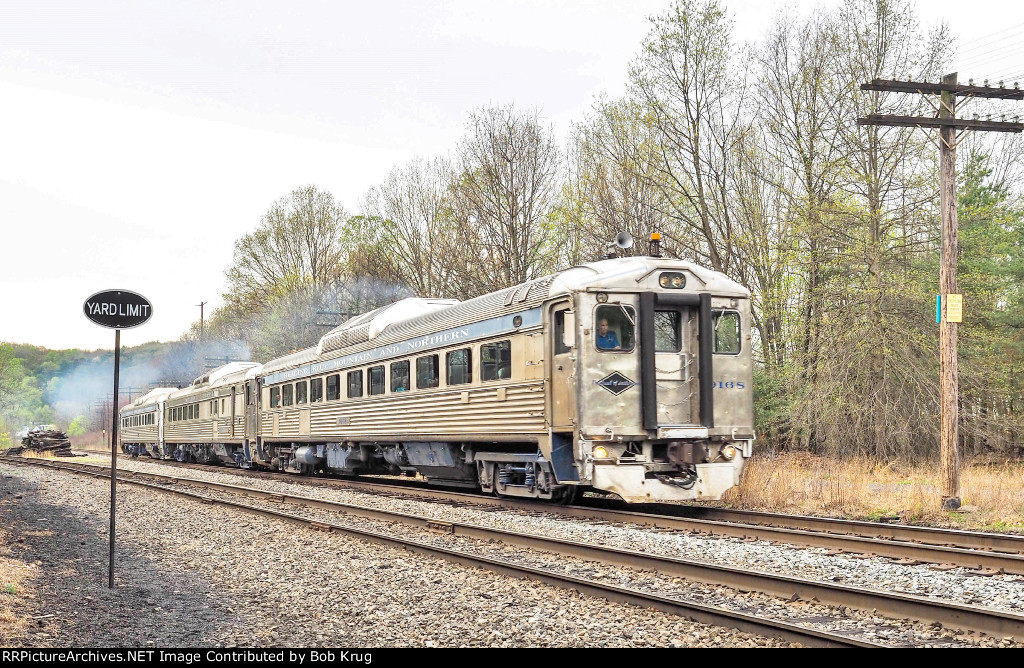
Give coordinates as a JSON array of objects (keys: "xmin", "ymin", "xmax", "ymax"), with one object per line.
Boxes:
[
  {"xmin": 661, "ymin": 505, "xmax": 1024, "ymax": 554},
  {"xmin": 63, "ymin": 452, "xmax": 1024, "ymax": 572},
  {"xmin": 9, "ymin": 457, "xmax": 1024, "ymax": 643},
  {"xmin": 0, "ymin": 457, "xmax": 877, "ymax": 648}
]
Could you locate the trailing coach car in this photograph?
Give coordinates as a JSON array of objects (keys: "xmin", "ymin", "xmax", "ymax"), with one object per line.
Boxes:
[
  {"xmin": 121, "ymin": 362, "xmax": 261, "ymax": 465},
  {"xmin": 120, "ymin": 387, "xmax": 176, "ymax": 458},
  {"xmin": 121, "ymin": 255, "xmax": 754, "ymax": 503}
]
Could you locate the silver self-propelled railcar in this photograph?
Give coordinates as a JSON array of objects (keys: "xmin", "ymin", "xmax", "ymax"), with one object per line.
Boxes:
[
  {"xmin": 249, "ymin": 256, "xmax": 753, "ymax": 502},
  {"xmin": 120, "ymin": 256, "xmax": 752, "ymax": 502}
]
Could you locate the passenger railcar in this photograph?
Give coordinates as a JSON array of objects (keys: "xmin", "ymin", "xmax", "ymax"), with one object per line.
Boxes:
[{"xmin": 121, "ymin": 255, "xmax": 754, "ymax": 503}]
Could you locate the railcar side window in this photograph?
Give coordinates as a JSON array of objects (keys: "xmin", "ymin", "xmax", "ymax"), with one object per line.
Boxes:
[
  {"xmin": 270, "ymin": 386, "xmax": 281, "ymax": 408},
  {"xmin": 327, "ymin": 374, "xmax": 340, "ymax": 401},
  {"xmin": 712, "ymin": 310, "xmax": 741, "ymax": 354},
  {"xmin": 310, "ymin": 377, "xmax": 323, "ymax": 403},
  {"xmin": 481, "ymin": 341, "xmax": 511, "ymax": 381},
  {"xmin": 369, "ymin": 366, "xmax": 385, "ymax": 396},
  {"xmin": 391, "ymin": 360, "xmax": 410, "ymax": 392},
  {"xmin": 282, "ymin": 384, "xmax": 294, "ymax": 407},
  {"xmin": 655, "ymin": 311, "xmax": 681, "ymax": 352},
  {"xmin": 594, "ymin": 305, "xmax": 636, "ymax": 352},
  {"xmin": 416, "ymin": 355, "xmax": 439, "ymax": 389},
  {"xmin": 446, "ymin": 349, "xmax": 472, "ymax": 385},
  {"xmin": 348, "ymin": 370, "xmax": 363, "ymax": 398},
  {"xmin": 296, "ymin": 381, "xmax": 308, "ymax": 405}
]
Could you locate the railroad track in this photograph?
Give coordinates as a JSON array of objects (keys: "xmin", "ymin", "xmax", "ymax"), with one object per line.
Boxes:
[
  {"xmin": 7, "ymin": 456, "xmax": 1024, "ymax": 646},
  {"xmin": 71, "ymin": 449, "xmax": 1024, "ymax": 575}
]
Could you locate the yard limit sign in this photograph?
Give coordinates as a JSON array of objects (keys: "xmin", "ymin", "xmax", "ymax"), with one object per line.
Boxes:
[{"xmin": 83, "ymin": 289, "xmax": 153, "ymax": 588}]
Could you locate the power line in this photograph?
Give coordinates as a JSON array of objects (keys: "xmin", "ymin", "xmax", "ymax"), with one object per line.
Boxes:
[
  {"xmin": 954, "ymin": 21, "xmax": 1024, "ymax": 55},
  {"xmin": 955, "ymin": 44, "xmax": 1024, "ymax": 70}
]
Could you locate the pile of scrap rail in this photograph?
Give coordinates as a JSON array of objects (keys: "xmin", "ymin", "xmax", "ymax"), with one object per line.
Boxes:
[{"xmin": 2, "ymin": 429, "xmax": 75, "ymax": 457}]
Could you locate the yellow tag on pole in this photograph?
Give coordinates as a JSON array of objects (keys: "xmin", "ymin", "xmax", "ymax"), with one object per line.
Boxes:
[{"xmin": 946, "ymin": 294, "xmax": 963, "ymax": 323}]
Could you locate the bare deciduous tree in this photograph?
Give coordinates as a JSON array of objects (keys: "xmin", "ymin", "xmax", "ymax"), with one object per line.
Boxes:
[
  {"xmin": 629, "ymin": 0, "xmax": 743, "ymax": 274},
  {"xmin": 452, "ymin": 104, "xmax": 562, "ymax": 291}
]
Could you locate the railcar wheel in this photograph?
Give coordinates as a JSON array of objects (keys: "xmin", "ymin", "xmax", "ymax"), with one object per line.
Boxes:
[
  {"xmin": 556, "ymin": 485, "xmax": 579, "ymax": 505},
  {"xmin": 492, "ymin": 466, "xmax": 505, "ymax": 498}
]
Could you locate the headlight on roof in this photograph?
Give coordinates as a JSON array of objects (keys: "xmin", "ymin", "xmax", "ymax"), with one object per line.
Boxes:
[{"xmin": 659, "ymin": 272, "xmax": 686, "ymax": 289}]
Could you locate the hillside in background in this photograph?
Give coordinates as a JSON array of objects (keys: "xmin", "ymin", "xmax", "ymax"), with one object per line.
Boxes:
[{"xmin": 0, "ymin": 338, "xmax": 248, "ymax": 447}]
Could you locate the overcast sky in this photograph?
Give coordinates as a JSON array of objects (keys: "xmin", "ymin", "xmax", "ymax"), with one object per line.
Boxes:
[{"xmin": 1, "ymin": 0, "xmax": 1021, "ymax": 352}]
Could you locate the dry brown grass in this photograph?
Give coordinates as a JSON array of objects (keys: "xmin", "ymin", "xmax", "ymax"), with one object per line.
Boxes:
[
  {"xmin": 20, "ymin": 450, "xmax": 56, "ymax": 460},
  {"xmin": 0, "ymin": 527, "xmax": 38, "ymax": 646},
  {"xmin": 720, "ymin": 452, "xmax": 1024, "ymax": 531}
]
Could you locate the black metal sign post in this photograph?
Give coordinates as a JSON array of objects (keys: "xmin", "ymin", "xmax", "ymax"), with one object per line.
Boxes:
[
  {"xmin": 110, "ymin": 328, "xmax": 120, "ymax": 588},
  {"xmin": 83, "ymin": 289, "xmax": 153, "ymax": 589}
]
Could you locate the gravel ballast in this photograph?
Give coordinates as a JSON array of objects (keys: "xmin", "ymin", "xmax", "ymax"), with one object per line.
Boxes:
[
  {"xmin": 135, "ymin": 472, "xmax": 1019, "ymax": 647},
  {"xmin": 110, "ymin": 457, "xmax": 1024, "ymax": 614},
  {"xmin": 0, "ymin": 462, "xmax": 792, "ymax": 648}
]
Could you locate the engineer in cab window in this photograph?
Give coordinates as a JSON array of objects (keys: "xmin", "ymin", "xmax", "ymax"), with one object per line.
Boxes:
[{"xmin": 596, "ymin": 318, "xmax": 621, "ymax": 350}]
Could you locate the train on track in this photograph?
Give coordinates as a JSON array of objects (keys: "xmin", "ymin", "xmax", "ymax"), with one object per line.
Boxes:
[{"xmin": 119, "ymin": 250, "xmax": 754, "ymax": 503}]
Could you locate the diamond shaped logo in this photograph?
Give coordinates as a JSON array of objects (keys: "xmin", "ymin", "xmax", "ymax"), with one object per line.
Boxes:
[{"xmin": 595, "ymin": 371, "xmax": 637, "ymax": 395}]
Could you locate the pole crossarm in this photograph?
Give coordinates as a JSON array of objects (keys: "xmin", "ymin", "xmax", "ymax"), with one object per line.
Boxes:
[
  {"xmin": 861, "ymin": 79, "xmax": 1024, "ymax": 100},
  {"xmin": 857, "ymin": 114, "xmax": 1024, "ymax": 133}
]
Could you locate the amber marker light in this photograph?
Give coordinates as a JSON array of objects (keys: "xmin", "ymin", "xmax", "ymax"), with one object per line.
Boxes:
[
  {"xmin": 720, "ymin": 445, "xmax": 737, "ymax": 461},
  {"xmin": 593, "ymin": 445, "xmax": 610, "ymax": 459}
]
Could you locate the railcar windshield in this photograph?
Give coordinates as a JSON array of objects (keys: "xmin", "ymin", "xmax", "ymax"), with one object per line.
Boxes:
[
  {"xmin": 712, "ymin": 310, "xmax": 741, "ymax": 354},
  {"xmin": 595, "ymin": 305, "xmax": 635, "ymax": 352},
  {"xmin": 655, "ymin": 310, "xmax": 681, "ymax": 352}
]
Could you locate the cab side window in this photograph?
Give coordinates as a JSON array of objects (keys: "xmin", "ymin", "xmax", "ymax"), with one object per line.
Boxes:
[
  {"xmin": 282, "ymin": 384, "xmax": 294, "ymax": 407},
  {"xmin": 327, "ymin": 374, "xmax": 340, "ymax": 401},
  {"xmin": 310, "ymin": 378, "xmax": 323, "ymax": 403},
  {"xmin": 296, "ymin": 381, "xmax": 308, "ymax": 405},
  {"xmin": 270, "ymin": 386, "xmax": 281, "ymax": 408},
  {"xmin": 553, "ymin": 310, "xmax": 571, "ymax": 355}
]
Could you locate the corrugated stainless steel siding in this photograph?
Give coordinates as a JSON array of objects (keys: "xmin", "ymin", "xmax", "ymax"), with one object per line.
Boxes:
[{"xmin": 261, "ymin": 381, "xmax": 546, "ymax": 439}]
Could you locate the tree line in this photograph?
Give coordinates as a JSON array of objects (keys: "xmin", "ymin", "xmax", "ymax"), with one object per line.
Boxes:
[{"xmin": 195, "ymin": 0, "xmax": 1024, "ymax": 459}]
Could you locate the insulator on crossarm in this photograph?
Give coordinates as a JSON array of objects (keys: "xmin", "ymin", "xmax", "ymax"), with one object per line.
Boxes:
[
  {"xmin": 968, "ymin": 78, "xmax": 974, "ymax": 86},
  {"xmin": 984, "ymin": 79, "xmax": 989, "ymax": 86}
]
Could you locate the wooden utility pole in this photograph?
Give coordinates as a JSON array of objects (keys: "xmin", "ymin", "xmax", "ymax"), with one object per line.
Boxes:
[
  {"xmin": 858, "ymin": 75, "xmax": 1023, "ymax": 510},
  {"xmin": 197, "ymin": 301, "xmax": 207, "ymax": 338}
]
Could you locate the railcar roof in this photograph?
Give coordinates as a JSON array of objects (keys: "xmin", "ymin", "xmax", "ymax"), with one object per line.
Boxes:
[
  {"xmin": 259, "ymin": 346, "xmax": 320, "ymax": 376},
  {"xmin": 127, "ymin": 387, "xmax": 178, "ymax": 408},
  {"xmin": 548, "ymin": 257, "xmax": 750, "ymax": 297},
  {"xmin": 259, "ymin": 256, "xmax": 748, "ymax": 380}
]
